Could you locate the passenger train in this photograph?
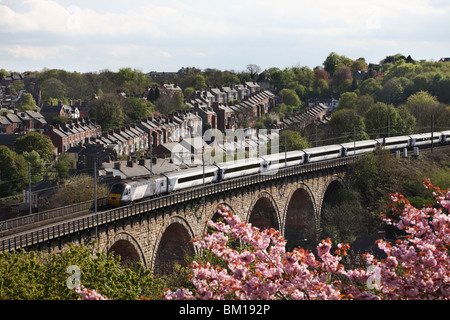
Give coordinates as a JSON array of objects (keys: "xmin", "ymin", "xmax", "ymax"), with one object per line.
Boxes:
[{"xmin": 107, "ymin": 131, "xmax": 450, "ymax": 206}]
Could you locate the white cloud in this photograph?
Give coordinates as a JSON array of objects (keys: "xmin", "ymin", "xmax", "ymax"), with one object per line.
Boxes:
[
  {"xmin": 0, "ymin": 0, "xmax": 449, "ymax": 72},
  {"xmin": 0, "ymin": 0, "xmax": 68, "ymax": 32},
  {"xmin": 0, "ymin": 44, "xmax": 76, "ymax": 63},
  {"xmin": 155, "ymin": 50, "xmax": 172, "ymax": 59}
]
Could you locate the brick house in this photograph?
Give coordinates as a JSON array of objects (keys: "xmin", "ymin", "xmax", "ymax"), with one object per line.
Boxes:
[
  {"xmin": 0, "ymin": 110, "xmax": 47, "ymax": 134},
  {"xmin": 40, "ymin": 100, "xmax": 80, "ymax": 123},
  {"xmin": 45, "ymin": 118, "xmax": 102, "ymax": 154},
  {"xmin": 211, "ymin": 102, "xmax": 236, "ymax": 132}
]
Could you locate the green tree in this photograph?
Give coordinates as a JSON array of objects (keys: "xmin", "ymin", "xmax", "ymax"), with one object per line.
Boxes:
[
  {"xmin": 183, "ymin": 87, "xmax": 195, "ymax": 99},
  {"xmin": 126, "ymin": 97, "xmax": 154, "ymax": 121},
  {"xmin": 22, "ymin": 151, "xmax": 45, "ymax": 184},
  {"xmin": 14, "ymin": 132, "xmax": 55, "ymax": 163},
  {"xmin": 333, "ymin": 66, "xmax": 353, "ymax": 93},
  {"xmin": 0, "ymin": 146, "xmax": 27, "ymax": 198},
  {"xmin": 364, "ymin": 102, "xmax": 410, "ymax": 137},
  {"xmin": 354, "ymin": 94, "xmax": 375, "ymax": 116},
  {"xmin": 193, "ymin": 75, "xmax": 207, "ymax": 90},
  {"xmin": 263, "ymin": 115, "xmax": 274, "ymax": 128},
  {"xmin": 40, "ymin": 78, "xmax": 67, "ymax": 105},
  {"xmin": 19, "ymin": 93, "xmax": 37, "ymax": 111},
  {"xmin": 116, "ymin": 67, "xmax": 138, "ymax": 84},
  {"xmin": 328, "ymin": 109, "xmax": 368, "ymax": 142},
  {"xmin": 323, "ymin": 52, "xmax": 352, "ymax": 76},
  {"xmin": 0, "ymin": 243, "xmax": 155, "ymax": 300},
  {"xmin": 337, "ymin": 92, "xmax": 358, "ymax": 110},
  {"xmin": 279, "ymin": 88, "xmax": 301, "ymax": 108},
  {"xmin": 350, "ymin": 58, "xmax": 368, "ymax": 72},
  {"xmin": 405, "ymin": 91, "xmax": 440, "ymax": 128},
  {"xmin": 274, "ymin": 103, "xmax": 294, "ymax": 118},
  {"xmin": 0, "ymin": 69, "xmax": 9, "ymax": 79},
  {"xmin": 54, "ymin": 153, "xmax": 71, "ymax": 181},
  {"xmin": 433, "ymin": 76, "xmax": 450, "ymax": 104},
  {"xmin": 147, "ymin": 87, "xmax": 155, "ymax": 103},
  {"xmin": 46, "ymin": 97, "xmax": 70, "ymax": 106},
  {"xmin": 384, "ymin": 60, "xmax": 416, "ymax": 82},
  {"xmin": 154, "ymin": 86, "xmax": 160, "ymax": 101},
  {"xmin": 320, "ymin": 188, "xmax": 366, "ymax": 245},
  {"xmin": 89, "ymin": 94, "xmax": 125, "ymax": 131},
  {"xmin": 313, "ymin": 78, "xmax": 330, "ymax": 97},
  {"xmin": 397, "ymin": 105, "xmax": 417, "ymax": 134},
  {"xmin": 155, "ymin": 91, "xmax": 184, "ymax": 115},
  {"xmin": 359, "ymin": 78, "xmax": 382, "ymax": 99},
  {"xmin": 269, "ymin": 68, "xmax": 284, "ymax": 92},
  {"xmin": 279, "ymin": 130, "xmax": 310, "ymax": 152},
  {"xmin": 380, "ymin": 77, "xmax": 404, "ymax": 105}
]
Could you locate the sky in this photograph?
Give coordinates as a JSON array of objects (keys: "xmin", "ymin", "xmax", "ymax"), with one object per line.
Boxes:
[{"xmin": 0, "ymin": 0, "xmax": 449, "ymax": 73}]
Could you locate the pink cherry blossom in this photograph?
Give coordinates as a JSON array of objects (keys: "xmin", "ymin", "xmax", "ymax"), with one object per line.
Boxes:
[
  {"xmin": 74, "ymin": 286, "xmax": 109, "ymax": 300},
  {"xmin": 163, "ymin": 181, "xmax": 449, "ymax": 300}
]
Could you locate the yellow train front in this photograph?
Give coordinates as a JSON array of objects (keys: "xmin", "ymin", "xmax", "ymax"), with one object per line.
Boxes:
[{"xmin": 107, "ymin": 182, "xmax": 130, "ymax": 206}]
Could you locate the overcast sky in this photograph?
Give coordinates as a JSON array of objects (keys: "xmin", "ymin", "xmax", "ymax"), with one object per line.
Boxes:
[{"xmin": 1, "ymin": 0, "xmax": 449, "ymax": 73}]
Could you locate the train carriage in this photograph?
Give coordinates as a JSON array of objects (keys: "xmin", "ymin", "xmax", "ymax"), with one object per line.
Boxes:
[
  {"xmin": 340, "ymin": 140, "xmax": 379, "ymax": 157},
  {"xmin": 217, "ymin": 157, "xmax": 264, "ymax": 180},
  {"xmin": 377, "ymin": 135, "xmax": 411, "ymax": 151},
  {"xmin": 303, "ymin": 145, "xmax": 343, "ymax": 163},
  {"xmin": 163, "ymin": 166, "xmax": 219, "ymax": 192},
  {"xmin": 260, "ymin": 151, "xmax": 306, "ymax": 173},
  {"xmin": 409, "ymin": 132, "xmax": 442, "ymax": 148}
]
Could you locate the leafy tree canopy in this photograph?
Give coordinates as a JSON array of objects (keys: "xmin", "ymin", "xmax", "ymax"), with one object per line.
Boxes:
[{"xmin": 14, "ymin": 132, "xmax": 55, "ymax": 163}]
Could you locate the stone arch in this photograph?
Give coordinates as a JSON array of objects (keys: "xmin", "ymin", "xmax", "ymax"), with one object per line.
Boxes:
[
  {"xmin": 320, "ymin": 175, "xmax": 352, "ymax": 241},
  {"xmin": 152, "ymin": 216, "xmax": 197, "ymax": 275},
  {"xmin": 106, "ymin": 232, "xmax": 147, "ymax": 268},
  {"xmin": 284, "ymin": 184, "xmax": 317, "ymax": 251},
  {"xmin": 324, "ymin": 175, "xmax": 347, "ymax": 194},
  {"xmin": 248, "ymin": 191, "xmax": 280, "ymax": 231},
  {"xmin": 320, "ymin": 176, "xmax": 348, "ymax": 214}
]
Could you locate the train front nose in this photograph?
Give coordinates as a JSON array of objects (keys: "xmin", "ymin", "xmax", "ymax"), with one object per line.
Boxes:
[
  {"xmin": 108, "ymin": 183, "xmax": 126, "ymax": 206},
  {"xmin": 108, "ymin": 194, "xmax": 121, "ymax": 206}
]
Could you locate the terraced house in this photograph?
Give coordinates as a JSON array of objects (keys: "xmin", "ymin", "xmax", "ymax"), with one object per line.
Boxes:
[
  {"xmin": 45, "ymin": 118, "xmax": 102, "ymax": 153},
  {"xmin": 0, "ymin": 110, "xmax": 47, "ymax": 134}
]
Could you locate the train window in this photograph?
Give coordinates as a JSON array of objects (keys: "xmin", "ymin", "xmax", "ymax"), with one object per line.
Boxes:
[
  {"xmin": 347, "ymin": 144, "xmax": 376, "ymax": 152},
  {"xmin": 309, "ymin": 149, "xmax": 341, "ymax": 158},
  {"xmin": 285, "ymin": 156, "xmax": 303, "ymax": 162},
  {"xmin": 178, "ymin": 171, "xmax": 216, "ymax": 184},
  {"xmin": 384, "ymin": 139, "xmax": 409, "ymax": 146},
  {"xmin": 110, "ymin": 184, "xmax": 125, "ymax": 194},
  {"xmin": 224, "ymin": 163, "xmax": 261, "ymax": 174}
]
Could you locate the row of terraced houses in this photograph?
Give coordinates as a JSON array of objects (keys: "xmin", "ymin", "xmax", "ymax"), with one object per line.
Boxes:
[{"xmin": 45, "ymin": 82, "xmax": 276, "ymax": 158}]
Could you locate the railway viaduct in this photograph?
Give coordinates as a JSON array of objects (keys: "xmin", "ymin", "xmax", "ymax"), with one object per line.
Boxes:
[{"xmin": 0, "ymin": 157, "xmax": 354, "ymax": 274}]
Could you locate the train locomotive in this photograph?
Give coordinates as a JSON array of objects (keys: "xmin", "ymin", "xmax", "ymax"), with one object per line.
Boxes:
[{"xmin": 107, "ymin": 130, "xmax": 450, "ymax": 206}]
